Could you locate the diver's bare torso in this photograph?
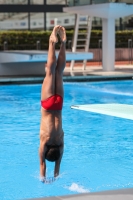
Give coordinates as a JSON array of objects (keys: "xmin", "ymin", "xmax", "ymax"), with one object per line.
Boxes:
[{"xmin": 40, "ymin": 108, "xmax": 64, "ymax": 146}]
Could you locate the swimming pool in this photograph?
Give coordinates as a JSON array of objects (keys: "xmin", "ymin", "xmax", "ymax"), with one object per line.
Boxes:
[{"xmin": 0, "ymin": 80, "xmax": 133, "ymax": 200}]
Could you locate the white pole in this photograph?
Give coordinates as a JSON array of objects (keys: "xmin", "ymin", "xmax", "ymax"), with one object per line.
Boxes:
[
  {"xmin": 54, "ymin": 18, "xmax": 58, "ymax": 26},
  {"xmin": 83, "ymin": 16, "xmax": 92, "ymax": 70},
  {"xmin": 72, "ymin": 14, "xmax": 79, "ymax": 52},
  {"xmin": 102, "ymin": 18, "xmax": 115, "ymax": 71},
  {"xmin": 70, "ymin": 14, "xmax": 80, "ymax": 71}
]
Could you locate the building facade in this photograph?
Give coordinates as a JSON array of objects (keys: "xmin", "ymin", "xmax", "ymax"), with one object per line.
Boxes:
[{"xmin": 0, "ymin": 0, "xmax": 133, "ymax": 30}]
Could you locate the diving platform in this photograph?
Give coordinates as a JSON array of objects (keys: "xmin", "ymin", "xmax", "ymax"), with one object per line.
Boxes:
[
  {"xmin": 71, "ymin": 104, "xmax": 133, "ymax": 121},
  {"xmin": 0, "ymin": 51, "xmax": 93, "ymax": 76},
  {"xmin": 64, "ymin": 3, "xmax": 133, "ymax": 71}
]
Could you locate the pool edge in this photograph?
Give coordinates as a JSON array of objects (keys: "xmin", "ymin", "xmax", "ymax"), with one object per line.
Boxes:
[
  {"xmin": 24, "ymin": 188, "xmax": 133, "ymax": 200},
  {"xmin": 0, "ymin": 74, "xmax": 133, "ymax": 85}
]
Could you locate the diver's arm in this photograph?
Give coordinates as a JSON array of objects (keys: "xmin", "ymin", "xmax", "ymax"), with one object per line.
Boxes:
[
  {"xmin": 39, "ymin": 142, "xmax": 47, "ymax": 179},
  {"xmin": 40, "ymin": 159, "xmax": 46, "ymax": 178},
  {"xmin": 54, "ymin": 145, "xmax": 64, "ymax": 177}
]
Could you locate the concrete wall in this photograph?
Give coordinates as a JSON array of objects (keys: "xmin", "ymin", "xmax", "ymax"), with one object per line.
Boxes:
[{"xmin": 0, "ymin": 62, "xmax": 45, "ymax": 77}]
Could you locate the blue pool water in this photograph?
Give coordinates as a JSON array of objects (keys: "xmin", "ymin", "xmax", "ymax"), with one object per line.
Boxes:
[{"xmin": 0, "ymin": 80, "xmax": 133, "ymax": 200}]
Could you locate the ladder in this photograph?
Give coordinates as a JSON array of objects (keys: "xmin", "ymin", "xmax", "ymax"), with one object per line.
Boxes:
[{"xmin": 70, "ymin": 14, "xmax": 92, "ymax": 71}]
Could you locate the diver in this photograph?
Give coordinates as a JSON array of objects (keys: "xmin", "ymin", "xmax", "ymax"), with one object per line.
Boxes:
[{"xmin": 39, "ymin": 25, "xmax": 66, "ymax": 182}]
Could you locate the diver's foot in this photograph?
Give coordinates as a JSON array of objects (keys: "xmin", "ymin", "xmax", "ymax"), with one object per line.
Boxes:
[
  {"xmin": 50, "ymin": 25, "xmax": 60, "ymax": 43},
  {"xmin": 59, "ymin": 26, "xmax": 67, "ymax": 43}
]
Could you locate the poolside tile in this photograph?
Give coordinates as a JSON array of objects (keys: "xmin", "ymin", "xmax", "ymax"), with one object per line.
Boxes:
[
  {"xmin": 58, "ymin": 193, "xmax": 89, "ymax": 199},
  {"xmin": 60, "ymin": 195, "xmax": 133, "ymax": 200},
  {"xmin": 25, "ymin": 194, "xmax": 133, "ymax": 200},
  {"xmin": 25, "ymin": 197, "xmax": 60, "ymax": 200}
]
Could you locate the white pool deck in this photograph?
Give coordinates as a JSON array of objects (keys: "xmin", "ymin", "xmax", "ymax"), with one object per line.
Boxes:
[{"xmin": 25, "ymin": 188, "xmax": 133, "ymax": 200}]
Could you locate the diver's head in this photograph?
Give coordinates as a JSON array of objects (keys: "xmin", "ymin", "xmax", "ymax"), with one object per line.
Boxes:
[{"xmin": 45, "ymin": 146, "xmax": 60, "ymax": 162}]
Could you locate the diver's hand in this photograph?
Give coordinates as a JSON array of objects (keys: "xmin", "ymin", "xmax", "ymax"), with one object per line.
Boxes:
[{"xmin": 41, "ymin": 177, "xmax": 56, "ymax": 184}]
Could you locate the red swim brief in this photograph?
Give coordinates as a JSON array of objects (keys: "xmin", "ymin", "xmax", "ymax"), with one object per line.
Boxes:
[{"xmin": 41, "ymin": 94, "xmax": 63, "ymax": 110}]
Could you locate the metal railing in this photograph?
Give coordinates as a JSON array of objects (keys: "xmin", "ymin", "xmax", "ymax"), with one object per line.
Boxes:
[
  {"xmin": 128, "ymin": 39, "xmax": 132, "ymax": 64},
  {"xmin": 98, "ymin": 39, "xmax": 102, "ymax": 65}
]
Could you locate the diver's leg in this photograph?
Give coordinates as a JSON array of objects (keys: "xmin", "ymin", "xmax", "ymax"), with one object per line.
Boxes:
[
  {"xmin": 55, "ymin": 26, "xmax": 66, "ymax": 98},
  {"xmin": 41, "ymin": 25, "xmax": 59, "ymax": 100}
]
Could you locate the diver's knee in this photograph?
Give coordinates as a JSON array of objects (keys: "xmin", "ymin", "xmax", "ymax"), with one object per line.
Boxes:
[
  {"xmin": 46, "ymin": 62, "xmax": 56, "ymax": 74},
  {"xmin": 56, "ymin": 67, "xmax": 64, "ymax": 75}
]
